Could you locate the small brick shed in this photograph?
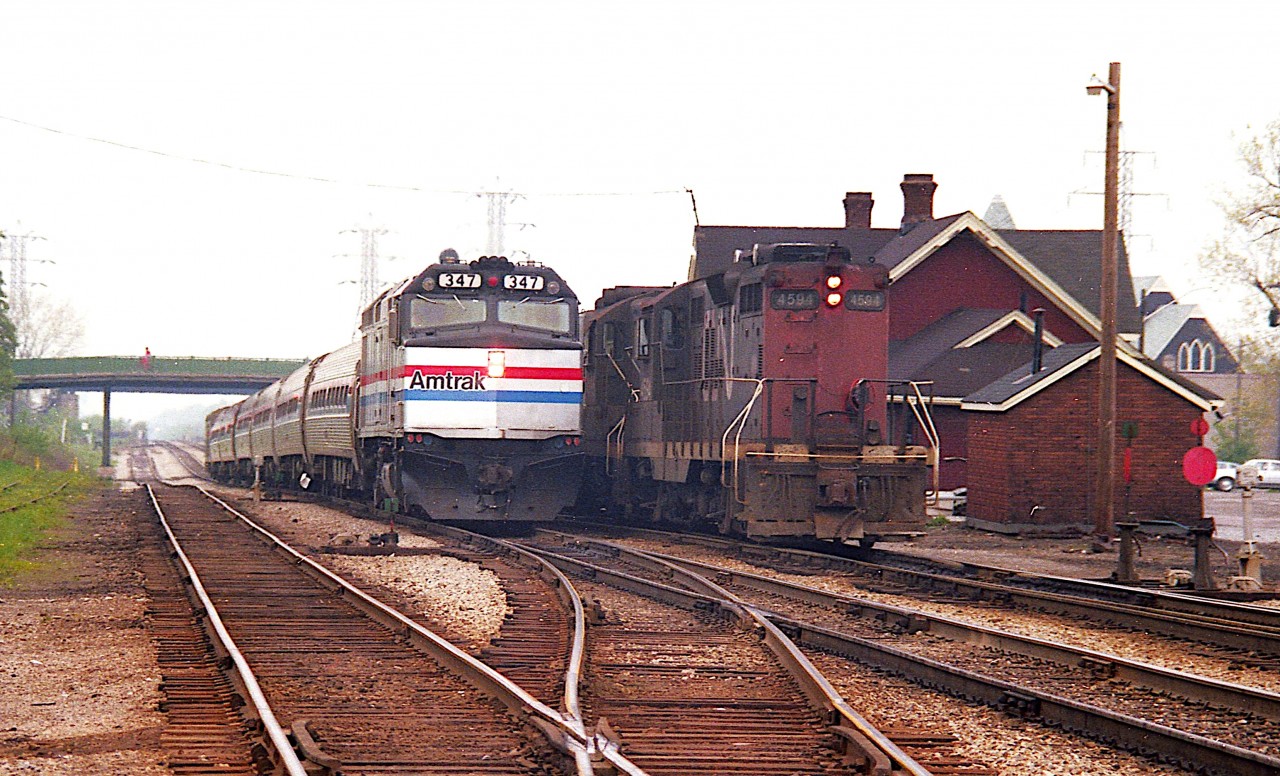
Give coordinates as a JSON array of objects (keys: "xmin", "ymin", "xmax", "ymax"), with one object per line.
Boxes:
[{"xmin": 962, "ymin": 342, "xmax": 1219, "ymax": 530}]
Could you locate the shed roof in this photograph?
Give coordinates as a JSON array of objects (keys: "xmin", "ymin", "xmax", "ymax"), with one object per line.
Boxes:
[{"xmin": 961, "ymin": 342, "xmax": 1221, "ymax": 412}]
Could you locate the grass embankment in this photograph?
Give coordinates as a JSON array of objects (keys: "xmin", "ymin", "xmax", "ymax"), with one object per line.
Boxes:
[{"xmin": 0, "ymin": 454, "xmax": 99, "ymax": 586}]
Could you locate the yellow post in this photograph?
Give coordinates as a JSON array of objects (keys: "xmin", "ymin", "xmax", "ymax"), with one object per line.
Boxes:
[
  {"xmin": 73, "ymin": 458, "xmax": 80, "ymax": 473},
  {"xmin": 34, "ymin": 456, "xmax": 41, "ymax": 471}
]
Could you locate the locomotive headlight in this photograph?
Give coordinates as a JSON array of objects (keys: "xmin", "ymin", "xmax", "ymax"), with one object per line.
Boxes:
[
  {"xmin": 421, "ymin": 276, "xmax": 437, "ymax": 291},
  {"xmin": 825, "ymin": 274, "xmax": 842, "ymax": 290},
  {"xmin": 546, "ymin": 280, "xmax": 560, "ymax": 294},
  {"xmin": 825, "ymin": 291, "xmax": 843, "ymax": 308},
  {"xmin": 487, "ymin": 350, "xmax": 506, "ymax": 378}
]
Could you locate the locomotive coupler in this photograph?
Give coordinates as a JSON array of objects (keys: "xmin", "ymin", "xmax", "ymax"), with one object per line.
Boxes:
[{"xmin": 476, "ymin": 462, "xmax": 515, "ymax": 510}]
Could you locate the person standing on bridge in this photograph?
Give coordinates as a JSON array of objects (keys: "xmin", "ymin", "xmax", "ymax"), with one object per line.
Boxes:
[{"xmin": 140, "ymin": 347, "xmax": 152, "ymax": 371}]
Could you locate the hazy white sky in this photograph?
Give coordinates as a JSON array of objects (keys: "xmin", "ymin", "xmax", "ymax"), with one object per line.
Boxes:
[{"xmin": 3, "ymin": 1, "xmax": 1278, "ymax": 420}]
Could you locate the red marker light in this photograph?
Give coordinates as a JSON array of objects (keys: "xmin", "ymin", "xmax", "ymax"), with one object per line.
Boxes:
[
  {"xmin": 487, "ymin": 276, "xmax": 500, "ymax": 287},
  {"xmin": 825, "ymin": 292, "xmax": 842, "ymax": 307}
]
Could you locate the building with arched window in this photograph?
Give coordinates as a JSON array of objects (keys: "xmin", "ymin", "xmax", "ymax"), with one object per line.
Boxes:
[{"xmin": 1135, "ymin": 276, "xmax": 1276, "ymax": 458}]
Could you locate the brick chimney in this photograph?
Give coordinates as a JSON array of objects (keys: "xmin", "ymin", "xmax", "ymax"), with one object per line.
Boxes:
[
  {"xmin": 900, "ymin": 173, "xmax": 937, "ymax": 230},
  {"xmin": 843, "ymin": 192, "xmax": 873, "ymax": 229}
]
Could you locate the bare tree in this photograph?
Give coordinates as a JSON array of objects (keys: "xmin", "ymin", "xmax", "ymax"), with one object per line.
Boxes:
[
  {"xmin": 1201, "ymin": 118, "xmax": 1280, "ymax": 319},
  {"xmin": 16, "ymin": 288, "xmax": 84, "ymax": 359}
]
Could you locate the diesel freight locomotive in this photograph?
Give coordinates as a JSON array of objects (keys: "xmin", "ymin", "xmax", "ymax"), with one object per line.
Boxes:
[
  {"xmin": 206, "ymin": 252, "xmax": 584, "ymax": 520},
  {"xmin": 579, "ymin": 243, "xmax": 936, "ymax": 545}
]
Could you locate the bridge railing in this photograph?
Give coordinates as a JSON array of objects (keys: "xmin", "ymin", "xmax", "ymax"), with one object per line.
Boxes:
[{"xmin": 14, "ymin": 356, "xmax": 308, "ymax": 378}]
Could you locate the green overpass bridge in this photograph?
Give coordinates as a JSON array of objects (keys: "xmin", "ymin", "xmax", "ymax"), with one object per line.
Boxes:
[{"xmin": 14, "ymin": 356, "xmax": 308, "ymax": 467}]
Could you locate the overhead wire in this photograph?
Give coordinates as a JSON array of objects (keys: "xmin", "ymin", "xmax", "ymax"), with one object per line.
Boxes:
[{"xmin": 0, "ymin": 114, "xmax": 686, "ymax": 198}]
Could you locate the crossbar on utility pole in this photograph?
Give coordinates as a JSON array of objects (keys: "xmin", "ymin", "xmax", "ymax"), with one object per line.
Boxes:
[{"xmin": 1089, "ymin": 62, "xmax": 1122, "ymax": 539}]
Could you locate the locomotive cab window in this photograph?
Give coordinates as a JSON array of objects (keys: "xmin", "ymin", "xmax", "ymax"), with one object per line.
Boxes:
[
  {"xmin": 635, "ymin": 316, "xmax": 651, "ymax": 358},
  {"xmin": 603, "ymin": 321, "xmax": 623, "ymax": 357},
  {"xmin": 497, "ymin": 298, "xmax": 574, "ymax": 334},
  {"xmin": 409, "ymin": 295, "xmax": 487, "ymax": 329},
  {"xmin": 660, "ymin": 307, "xmax": 685, "ymax": 349}
]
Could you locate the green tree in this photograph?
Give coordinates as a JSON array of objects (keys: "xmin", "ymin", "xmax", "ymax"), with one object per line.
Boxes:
[{"xmin": 0, "ymin": 264, "xmax": 18, "ymax": 394}]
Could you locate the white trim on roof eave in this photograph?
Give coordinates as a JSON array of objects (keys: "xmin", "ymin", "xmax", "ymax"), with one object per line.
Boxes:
[
  {"xmin": 958, "ymin": 347, "xmax": 1219, "ymax": 413},
  {"xmin": 889, "ymin": 395, "xmax": 964, "ymax": 406},
  {"xmin": 954, "ymin": 310, "xmax": 1067, "ymax": 349},
  {"xmin": 959, "ymin": 348, "xmax": 1097, "ymax": 412},
  {"xmin": 886, "ymin": 212, "xmax": 1103, "ymax": 338}
]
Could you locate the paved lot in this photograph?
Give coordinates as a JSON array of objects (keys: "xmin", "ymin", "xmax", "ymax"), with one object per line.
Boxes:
[{"xmin": 1204, "ymin": 489, "xmax": 1280, "ymax": 543}]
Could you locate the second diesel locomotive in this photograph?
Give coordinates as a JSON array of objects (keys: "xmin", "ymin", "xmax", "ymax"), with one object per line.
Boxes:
[
  {"xmin": 579, "ymin": 243, "xmax": 936, "ymax": 545},
  {"xmin": 206, "ymin": 252, "xmax": 584, "ymax": 520}
]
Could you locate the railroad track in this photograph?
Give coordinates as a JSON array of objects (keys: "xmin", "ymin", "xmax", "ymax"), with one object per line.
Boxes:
[
  {"xmin": 866, "ymin": 546, "xmax": 1280, "ymax": 629},
  {"xmin": 137, "ymin": 443, "xmax": 934, "ymax": 774},
  {"xmin": 137, "ymin": 473, "xmax": 600, "ymax": 774},
  {"xmin": 567, "ymin": 522, "xmax": 1280, "ymax": 661},
  {"xmin": 510, "ymin": 534, "xmax": 937, "ymax": 775},
  {"xmin": 534, "ymin": 528, "xmax": 1280, "ymax": 776}
]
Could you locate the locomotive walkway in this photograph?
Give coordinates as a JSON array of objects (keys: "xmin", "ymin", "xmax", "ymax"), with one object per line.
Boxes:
[{"xmin": 14, "ymin": 355, "xmax": 307, "ymax": 466}]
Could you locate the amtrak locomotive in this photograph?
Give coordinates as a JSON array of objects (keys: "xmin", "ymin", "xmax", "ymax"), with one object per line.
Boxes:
[{"xmin": 206, "ymin": 252, "xmax": 584, "ymax": 520}]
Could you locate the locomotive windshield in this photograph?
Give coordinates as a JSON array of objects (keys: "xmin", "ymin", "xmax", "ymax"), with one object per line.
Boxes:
[
  {"xmin": 409, "ymin": 295, "xmax": 487, "ymax": 328},
  {"xmin": 497, "ymin": 298, "xmax": 574, "ymax": 334}
]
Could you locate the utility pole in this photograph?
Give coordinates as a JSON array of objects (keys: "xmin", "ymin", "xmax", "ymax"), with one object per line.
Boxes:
[{"xmin": 1088, "ymin": 62, "xmax": 1121, "ymax": 540}]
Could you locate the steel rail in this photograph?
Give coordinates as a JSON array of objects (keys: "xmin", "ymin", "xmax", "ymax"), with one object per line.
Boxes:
[
  {"xmin": 565, "ymin": 535, "xmax": 1280, "ymax": 776},
  {"xmin": 147, "ymin": 443, "xmax": 638, "ymax": 773},
  {"xmin": 927, "ymin": 560, "xmax": 1280, "ymax": 630},
  {"xmin": 567, "ymin": 521, "xmax": 1280, "ymax": 654},
  {"xmin": 776, "ymin": 614, "xmax": 1280, "ymax": 776},
  {"xmin": 517, "ymin": 538, "xmax": 933, "ymax": 775},
  {"xmin": 0, "ymin": 481, "xmax": 70, "ymax": 514},
  {"xmin": 145, "ymin": 484, "xmax": 309, "ymax": 776},
  {"xmin": 403, "ymin": 521, "xmax": 609, "ymax": 776},
  {"xmin": 611, "ymin": 539, "xmax": 1280, "ymax": 721},
  {"xmin": 190, "ymin": 485, "xmax": 603, "ymax": 773},
  {"xmin": 547, "ymin": 528, "xmax": 1280, "ymax": 775}
]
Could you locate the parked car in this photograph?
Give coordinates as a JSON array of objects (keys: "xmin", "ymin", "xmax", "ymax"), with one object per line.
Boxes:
[
  {"xmin": 1240, "ymin": 459, "xmax": 1280, "ymax": 488},
  {"xmin": 1213, "ymin": 461, "xmax": 1238, "ymax": 491}
]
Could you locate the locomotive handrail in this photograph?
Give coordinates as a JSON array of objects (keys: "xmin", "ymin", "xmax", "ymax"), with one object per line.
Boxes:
[
  {"xmin": 605, "ymin": 415, "xmax": 626, "ymax": 475},
  {"xmin": 903, "ymin": 381, "xmax": 941, "ymax": 504},
  {"xmin": 718, "ymin": 379, "xmax": 764, "ymax": 502},
  {"xmin": 605, "ymin": 351, "xmax": 640, "ymax": 402}
]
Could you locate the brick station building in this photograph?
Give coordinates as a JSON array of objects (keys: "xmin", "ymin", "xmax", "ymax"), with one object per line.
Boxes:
[
  {"xmin": 962, "ymin": 343, "xmax": 1216, "ymax": 530},
  {"xmin": 695, "ymin": 174, "xmax": 1221, "ymax": 530}
]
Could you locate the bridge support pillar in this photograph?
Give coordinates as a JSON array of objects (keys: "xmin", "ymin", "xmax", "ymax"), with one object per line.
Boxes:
[{"xmin": 101, "ymin": 389, "xmax": 111, "ymax": 469}]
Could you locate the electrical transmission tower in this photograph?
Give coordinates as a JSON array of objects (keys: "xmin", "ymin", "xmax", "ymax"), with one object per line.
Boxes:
[
  {"xmin": 340, "ymin": 220, "xmax": 389, "ymax": 313},
  {"xmin": 480, "ymin": 190, "xmax": 527, "ymax": 256},
  {"xmin": 1, "ymin": 223, "xmax": 47, "ymax": 325},
  {"xmin": 1072, "ymin": 138, "xmax": 1164, "ymax": 253}
]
